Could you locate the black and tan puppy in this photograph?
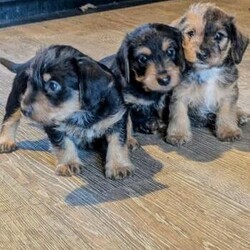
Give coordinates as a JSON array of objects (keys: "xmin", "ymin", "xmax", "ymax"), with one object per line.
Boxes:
[
  {"xmin": 101, "ymin": 23, "xmax": 186, "ymax": 143},
  {"xmin": 0, "ymin": 45, "xmax": 134, "ymax": 179},
  {"xmin": 167, "ymin": 3, "xmax": 249, "ymax": 145}
]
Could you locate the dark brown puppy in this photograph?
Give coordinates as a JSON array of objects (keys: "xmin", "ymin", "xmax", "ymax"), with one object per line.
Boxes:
[
  {"xmin": 101, "ymin": 23, "xmax": 186, "ymax": 145},
  {"xmin": 0, "ymin": 45, "xmax": 134, "ymax": 179},
  {"xmin": 167, "ymin": 3, "xmax": 249, "ymax": 145}
]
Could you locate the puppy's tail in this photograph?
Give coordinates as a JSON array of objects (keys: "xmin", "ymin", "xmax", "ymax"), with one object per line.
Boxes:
[{"xmin": 0, "ymin": 57, "xmax": 29, "ymax": 73}]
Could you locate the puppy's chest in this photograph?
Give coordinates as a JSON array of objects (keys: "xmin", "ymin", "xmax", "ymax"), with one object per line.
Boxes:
[
  {"xmin": 124, "ymin": 90, "xmax": 166, "ymax": 110},
  {"xmin": 200, "ymin": 78, "xmax": 221, "ymax": 111},
  {"xmin": 187, "ymin": 68, "xmax": 225, "ymax": 111},
  {"xmin": 65, "ymin": 125, "xmax": 109, "ymax": 144},
  {"xmin": 60, "ymin": 109, "xmax": 125, "ymax": 144}
]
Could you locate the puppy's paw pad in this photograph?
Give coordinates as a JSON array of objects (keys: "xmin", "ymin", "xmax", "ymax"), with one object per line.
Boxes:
[
  {"xmin": 0, "ymin": 141, "xmax": 17, "ymax": 153},
  {"xmin": 127, "ymin": 137, "xmax": 140, "ymax": 151},
  {"xmin": 217, "ymin": 128, "xmax": 242, "ymax": 142},
  {"xmin": 105, "ymin": 163, "xmax": 135, "ymax": 180},
  {"xmin": 55, "ymin": 162, "xmax": 81, "ymax": 176},
  {"xmin": 166, "ymin": 133, "xmax": 191, "ymax": 146}
]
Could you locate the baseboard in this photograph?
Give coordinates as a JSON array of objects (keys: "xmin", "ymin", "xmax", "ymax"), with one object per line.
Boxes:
[{"xmin": 0, "ymin": 0, "xmax": 167, "ymax": 28}]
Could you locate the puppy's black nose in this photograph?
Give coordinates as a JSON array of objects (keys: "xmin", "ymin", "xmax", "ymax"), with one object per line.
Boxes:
[
  {"xmin": 21, "ymin": 106, "xmax": 33, "ymax": 117},
  {"xmin": 158, "ymin": 75, "xmax": 170, "ymax": 86},
  {"xmin": 197, "ymin": 49, "xmax": 209, "ymax": 61}
]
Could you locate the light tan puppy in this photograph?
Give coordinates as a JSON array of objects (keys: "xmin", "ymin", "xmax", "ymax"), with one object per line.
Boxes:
[{"xmin": 167, "ymin": 3, "xmax": 249, "ymax": 146}]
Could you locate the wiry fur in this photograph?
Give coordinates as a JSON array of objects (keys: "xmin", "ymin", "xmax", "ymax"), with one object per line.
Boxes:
[
  {"xmin": 101, "ymin": 23, "xmax": 186, "ymax": 141},
  {"xmin": 167, "ymin": 3, "xmax": 249, "ymax": 145},
  {"xmin": 0, "ymin": 45, "xmax": 134, "ymax": 179}
]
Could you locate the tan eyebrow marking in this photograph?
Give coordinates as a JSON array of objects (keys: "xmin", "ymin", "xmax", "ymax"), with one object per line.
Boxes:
[
  {"xmin": 43, "ymin": 73, "xmax": 52, "ymax": 82},
  {"xmin": 162, "ymin": 39, "xmax": 172, "ymax": 51},
  {"xmin": 135, "ymin": 47, "xmax": 152, "ymax": 56}
]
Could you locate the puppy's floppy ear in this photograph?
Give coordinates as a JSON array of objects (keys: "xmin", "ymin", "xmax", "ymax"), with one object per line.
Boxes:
[
  {"xmin": 170, "ymin": 16, "xmax": 186, "ymax": 30},
  {"xmin": 73, "ymin": 56, "xmax": 86, "ymax": 107},
  {"xmin": 116, "ymin": 35, "xmax": 130, "ymax": 83},
  {"xmin": 74, "ymin": 56, "xmax": 113, "ymax": 108},
  {"xmin": 177, "ymin": 33, "xmax": 186, "ymax": 73},
  {"xmin": 230, "ymin": 18, "xmax": 249, "ymax": 64}
]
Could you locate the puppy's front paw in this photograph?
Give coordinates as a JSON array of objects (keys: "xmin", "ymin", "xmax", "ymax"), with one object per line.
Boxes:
[
  {"xmin": 166, "ymin": 132, "xmax": 192, "ymax": 146},
  {"xmin": 105, "ymin": 162, "xmax": 135, "ymax": 180},
  {"xmin": 0, "ymin": 140, "xmax": 17, "ymax": 153},
  {"xmin": 55, "ymin": 162, "xmax": 81, "ymax": 176},
  {"xmin": 127, "ymin": 136, "xmax": 140, "ymax": 151},
  {"xmin": 216, "ymin": 127, "xmax": 242, "ymax": 142}
]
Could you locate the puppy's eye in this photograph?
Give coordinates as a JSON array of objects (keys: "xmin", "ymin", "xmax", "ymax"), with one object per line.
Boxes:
[
  {"xmin": 186, "ymin": 30, "xmax": 195, "ymax": 38},
  {"xmin": 48, "ymin": 81, "xmax": 61, "ymax": 92},
  {"xmin": 214, "ymin": 32, "xmax": 225, "ymax": 42},
  {"xmin": 137, "ymin": 54, "xmax": 148, "ymax": 64},
  {"xmin": 166, "ymin": 47, "xmax": 176, "ymax": 59}
]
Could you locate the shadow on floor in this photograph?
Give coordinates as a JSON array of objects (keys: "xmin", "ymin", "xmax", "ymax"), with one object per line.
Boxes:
[
  {"xmin": 65, "ymin": 145, "xmax": 167, "ymax": 206},
  {"xmin": 17, "ymin": 138, "xmax": 50, "ymax": 152},
  {"xmin": 136, "ymin": 122, "xmax": 250, "ymax": 163},
  {"xmin": 13, "ymin": 122, "xmax": 250, "ymax": 207},
  {"xmin": 14, "ymin": 135, "xmax": 167, "ymax": 207}
]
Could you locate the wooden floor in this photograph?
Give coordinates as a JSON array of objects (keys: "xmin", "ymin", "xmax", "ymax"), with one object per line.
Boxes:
[{"xmin": 0, "ymin": 0, "xmax": 249, "ymax": 249}]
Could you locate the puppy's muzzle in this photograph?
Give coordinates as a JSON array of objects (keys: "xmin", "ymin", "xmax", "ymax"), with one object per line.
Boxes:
[
  {"xmin": 157, "ymin": 75, "xmax": 171, "ymax": 86},
  {"xmin": 197, "ymin": 49, "xmax": 210, "ymax": 62},
  {"xmin": 21, "ymin": 105, "xmax": 33, "ymax": 117}
]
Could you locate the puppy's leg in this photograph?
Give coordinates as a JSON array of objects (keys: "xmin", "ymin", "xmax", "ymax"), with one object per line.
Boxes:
[
  {"xmin": 105, "ymin": 114, "xmax": 135, "ymax": 180},
  {"xmin": 44, "ymin": 126, "xmax": 82, "ymax": 176},
  {"xmin": 216, "ymin": 101, "xmax": 242, "ymax": 141},
  {"xmin": 166, "ymin": 99, "xmax": 192, "ymax": 146},
  {"xmin": 0, "ymin": 72, "xmax": 28, "ymax": 153},
  {"xmin": 0, "ymin": 90, "xmax": 22, "ymax": 153},
  {"xmin": 127, "ymin": 114, "xmax": 140, "ymax": 151}
]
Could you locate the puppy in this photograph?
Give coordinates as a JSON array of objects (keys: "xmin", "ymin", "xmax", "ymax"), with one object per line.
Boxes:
[
  {"xmin": 101, "ymin": 23, "xmax": 186, "ymax": 143},
  {"xmin": 167, "ymin": 3, "xmax": 249, "ymax": 145},
  {"xmin": 0, "ymin": 45, "xmax": 134, "ymax": 179}
]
